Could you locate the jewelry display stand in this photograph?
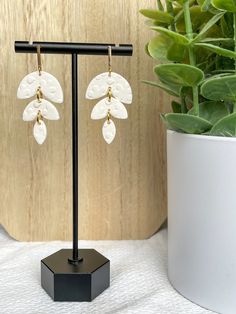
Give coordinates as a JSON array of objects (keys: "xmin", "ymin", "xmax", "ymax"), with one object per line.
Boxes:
[{"xmin": 15, "ymin": 41, "xmax": 133, "ymax": 302}]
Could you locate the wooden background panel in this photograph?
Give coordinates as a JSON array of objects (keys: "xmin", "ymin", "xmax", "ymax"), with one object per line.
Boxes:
[{"xmin": 0, "ymin": 0, "xmax": 169, "ymax": 241}]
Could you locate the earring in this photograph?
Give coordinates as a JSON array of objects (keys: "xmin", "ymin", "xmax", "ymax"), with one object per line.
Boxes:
[
  {"xmin": 85, "ymin": 46, "xmax": 132, "ymax": 144},
  {"xmin": 17, "ymin": 45, "xmax": 63, "ymax": 144}
]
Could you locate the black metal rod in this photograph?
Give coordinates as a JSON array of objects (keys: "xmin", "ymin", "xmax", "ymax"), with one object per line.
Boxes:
[
  {"xmin": 71, "ymin": 53, "xmax": 80, "ymax": 262},
  {"xmin": 15, "ymin": 41, "xmax": 133, "ymax": 264},
  {"xmin": 15, "ymin": 41, "xmax": 133, "ymax": 56}
]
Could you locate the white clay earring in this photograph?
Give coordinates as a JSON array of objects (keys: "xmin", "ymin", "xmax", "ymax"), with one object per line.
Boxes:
[
  {"xmin": 17, "ymin": 45, "xmax": 63, "ymax": 144},
  {"xmin": 85, "ymin": 46, "xmax": 132, "ymax": 144}
]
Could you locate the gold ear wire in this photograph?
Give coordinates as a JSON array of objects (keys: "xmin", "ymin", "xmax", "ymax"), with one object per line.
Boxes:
[
  {"xmin": 37, "ymin": 45, "xmax": 42, "ymax": 75},
  {"xmin": 108, "ymin": 46, "xmax": 112, "ymax": 76}
]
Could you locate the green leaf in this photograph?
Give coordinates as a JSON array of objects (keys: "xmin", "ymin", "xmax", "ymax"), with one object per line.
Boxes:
[
  {"xmin": 211, "ymin": 0, "xmax": 236, "ymax": 12},
  {"xmin": 197, "ymin": 0, "xmax": 205, "ymax": 5},
  {"xmin": 200, "ymin": 37, "xmax": 233, "ymax": 43},
  {"xmin": 145, "ymin": 19, "xmax": 166, "ymax": 27},
  {"xmin": 139, "ymin": 9, "xmax": 174, "ymax": 23},
  {"xmin": 168, "ymin": 0, "xmax": 186, "ymax": 5},
  {"xmin": 201, "ymin": 0, "xmax": 212, "ymax": 11},
  {"xmin": 163, "ymin": 113, "xmax": 212, "ymax": 133},
  {"xmin": 142, "ymin": 80, "xmax": 182, "ymax": 96},
  {"xmin": 200, "ymin": 24, "xmax": 223, "ymax": 40},
  {"xmin": 210, "ymin": 113, "xmax": 236, "ymax": 136},
  {"xmin": 201, "ymin": 75, "xmax": 236, "ymax": 101},
  {"xmin": 148, "ymin": 35, "xmax": 172, "ymax": 61},
  {"xmin": 211, "ymin": 70, "xmax": 235, "ymax": 74},
  {"xmin": 154, "ymin": 64, "xmax": 204, "ymax": 87},
  {"xmin": 167, "ymin": 42, "xmax": 187, "ymax": 62},
  {"xmin": 156, "ymin": 0, "xmax": 164, "ymax": 11},
  {"xmin": 171, "ymin": 101, "xmax": 182, "ymax": 113},
  {"xmin": 221, "ymin": 13, "xmax": 234, "ymax": 37},
  {"xmin": 188, "ymin": 101, "xmax": 229, "ymax": 124},
  {"xmin": 161, "ymin": 113, "xmax": 177, "ymax": 131},
  {"xmin": 201, "ymin": 0, "xmax": 222, "ymax": 13},
  {"xmin": 216, "ymin": 58, "xmax": 235, "ymax": 71},
  {"xmin": 192, "ymin": 11, "xmax": 225, "ymax": 42},
  {"xmin": 150, "ymin": 26, "xmax": 189, "ymax": 45},
  {"xmin": 195, "ymin": 43, "xmax": 236, "ymax": 59}
]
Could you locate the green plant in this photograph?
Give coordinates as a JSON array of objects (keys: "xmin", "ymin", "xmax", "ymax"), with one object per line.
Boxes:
[{"xmin": 140, "ymin": 0, "xmax": 236, "ymax": 136}]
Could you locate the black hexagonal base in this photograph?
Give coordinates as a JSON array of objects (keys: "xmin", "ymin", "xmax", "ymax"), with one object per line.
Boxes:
[{"xmin": 41, "ymin": 249, "xmax": 110, "ymax": 301}]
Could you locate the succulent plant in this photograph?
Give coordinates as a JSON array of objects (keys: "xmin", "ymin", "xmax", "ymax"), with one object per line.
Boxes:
[{"xmin": 140, "ymin": 0, "xmax": 236, "ymax": 136}]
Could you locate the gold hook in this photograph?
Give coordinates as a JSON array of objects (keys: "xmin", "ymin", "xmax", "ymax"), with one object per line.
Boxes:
[
  {"xmin": 36, "ymin": 110, "xmax": 43, "ymax": 124},
  {"xmin": 37, "ymin": 45, "xmax": 42, "ymax": 75},
  {"xmin": 108, "ymin": 46, "xmax": 112, "ymax": 76}
]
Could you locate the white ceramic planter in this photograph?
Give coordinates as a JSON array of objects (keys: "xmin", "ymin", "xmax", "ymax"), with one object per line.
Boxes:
[{"xmin": 167, "ymin": 130, "xmax": 236, "ymax": 314}]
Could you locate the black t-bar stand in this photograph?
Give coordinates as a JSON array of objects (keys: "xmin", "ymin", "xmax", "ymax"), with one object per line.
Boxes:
[{"xmin": 15, "ymin": 41, "xmax": 133, "ymax": 301}]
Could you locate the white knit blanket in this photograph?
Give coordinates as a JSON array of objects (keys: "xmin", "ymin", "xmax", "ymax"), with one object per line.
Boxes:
[{"xmin": 0, "ymin": 226, "xmax": 213, "ymax": 314}]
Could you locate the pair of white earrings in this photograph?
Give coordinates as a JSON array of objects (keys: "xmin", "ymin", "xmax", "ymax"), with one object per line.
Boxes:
[{"xmin": 17, "ymin": 45, "xmax": 132, "ymax": 144}]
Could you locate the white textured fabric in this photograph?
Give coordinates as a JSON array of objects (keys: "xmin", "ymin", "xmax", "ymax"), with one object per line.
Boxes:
[{"xmin": 0, "ymin": 226, "xmax": 213, "ymax": 314}]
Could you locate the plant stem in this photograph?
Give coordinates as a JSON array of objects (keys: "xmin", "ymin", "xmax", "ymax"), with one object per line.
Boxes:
[
  {"xmin": 157, "ymin": 0, "xmax": 164, "ymax": 11},
  {"xmin": 183, "ymin": 1, "xmax": 193, "ymax": 41},
  {"xmin": 167, "ymin": 1, "xmax": 176, "ymax": 31},
  {"xmin": 174, "ymin": 0, "xmax": 195, "ymax": 26},
  {"xmin": 183, "ymin": 0, "xmax": 199, "ymax": 116}
]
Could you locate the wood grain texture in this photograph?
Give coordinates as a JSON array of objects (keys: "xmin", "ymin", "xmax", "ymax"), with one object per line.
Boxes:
[{"xmin": 0, "ymin": 0, "xmax": 169, "ymax": 241}]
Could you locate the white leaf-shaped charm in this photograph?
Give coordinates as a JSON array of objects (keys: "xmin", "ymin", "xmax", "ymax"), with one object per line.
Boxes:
[
  {"xmin": 23, "ymin": 99, "xmax": 59, "ymax": 121},
  {"xmin": 91, "ymin": 98, "xmax": 108, "ymax": 120},
  {"xmin": 91, "ymin": 97, "xmax": 128, "ymax": 120},
  {"xmin": 102, "ymin": 119, "xmax": 116, "ymax": 144},
  {"xmin": 33, "ymin": 120, "xmax": 47, "ymax": 145},
  {"xmin": 40, "ymin": 99, "xmax": 60, "ymax": 120},
  {"xmin": 109, "ymin": 98, "xmax": 128, "ymax": 119},
  {"xmin": 39, "ymin": 72, "xmax": 63, "ymax": 103},
  {"xmin": 23, "ymin": 100, "xmax": 40, "ymax": 121},
  {"xmin": 86, "ymin": 72, "xmax": 132, "ymax": 104},
  {"xmin": 17, "ymin": 71, "xmax": 63, "ymax": 103},
  {"xmin": 17, "ymin": 73, "xmax": 38, "ymax": 100}
]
